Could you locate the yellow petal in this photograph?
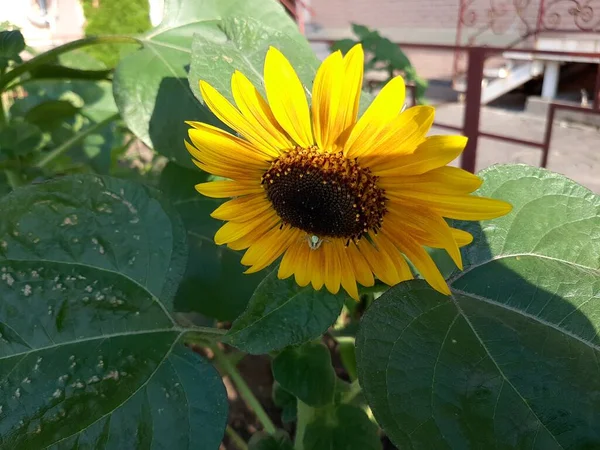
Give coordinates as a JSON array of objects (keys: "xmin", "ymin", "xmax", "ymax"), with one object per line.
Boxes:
[
  {"xmin": 360, "ymin": 105, "xmax": 434, "ymax": 170},
  {"xmin": 389, "ymin": 191, "xmax": 513, "ymax": 221},
  {"xmin": 214, "ymin": 211, "xmax": 278, "ymax": 245},
  {"xmin": 210, "ymin": 194, "xmax": 271, "ymax": 222},
  {"xmin": 339, "ymin": 45, "xmax": 365, "ymax": 140},
  {"xmin": 311, "ymin": 50, "xmax": 344, "ymax": 151},
  {"xmin": 372, "ymin": 232, "xmax": 413, "ymax": 281},
  {"xmin": 293, "ymin": 242, "xmax": 312, "ymax": 287},
  {"xmin": 375, "ymin": 135, "xmax": 467, "ymax": 177},
  {"xmin": 309, "ymin": 246, "xmax": 325, "ymax": 290},
  {"xmin": 195, "ymin": 180, "xmax": 264, "ymax": 198},
  {"xmin": 197, "ymin": 83, "xmax": 280, "ymax": 158},
  {"xmin": 323, "ymin": 242, "xmax": 341, "ymax": 294},
  {"xmin": 357, "ymin": 238, "xmax": 400, "ymax": 286},
  {"xmin": 346, "ymin": 241, "xmax": 374, "ymax": 287},
  {"xmin": 188, "ymin": 141, "xmax": 257, "ymax": 181},
  {"xmin": 451, "ymin": 228, "xmax": 474, "ymax": 247},
  {"xmin": 188, "ymin": 123, "xmax": 271, "ymax": 169},
  {"xmin": 386, "ymin": 206, "xmax": 462, "ymax": 270},
  {"xmin": 279, "ymin": 240, "xmax": 302, "ymax": 279},
  {"xmin": 264, "ymin": 47, "xmax": 313, "ymax": 148},
  {"xmin": 312, "ymin": 45, "xmax": 365, "ymax": 152},
  {"xmin": 242, "ymin": 227, "xmax": 299, "ymax": 273},
  {"xmin": 393, "ymin": 234, "xmax": 450, "ymax": 295},
  {"xmin": 227, "ymin": 215, "xmax": 281, "ymax": 251},
  {"xmin": 191, "ymin": 157, "xmax": 255, "ymax": 182},
  {"xmin": 231, "ymin": 70, "xmax": 293, "ymax": 150},
  {"xmin": 344, "ymin": 75, "xmax": 406, "ymax": 158},
  {"xmin": 335, "ymin": 241, "xmax": 359, "ymax": 300},
  {"xmin": 379, "ymin": 166, "xmax": 482, "ymax": 194}
]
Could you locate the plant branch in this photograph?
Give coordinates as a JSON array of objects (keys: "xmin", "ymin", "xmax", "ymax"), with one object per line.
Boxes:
[
  {"xmin": 35, "ymin": 112, "xmax": 120, "ymax": 168},
  {"xmin": 226, "ymin": 425, "xmax": 249, "ymax": 450},
  {"xmin": 211, "ymin": 345, "xmax": 277, "ymax": 435},
  {"xmin": 0, "ymin": 35, "xmax": 140, "ymax": 92}
]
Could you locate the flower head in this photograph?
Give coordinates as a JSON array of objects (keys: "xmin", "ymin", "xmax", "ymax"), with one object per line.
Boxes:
[{"xmin": 185, "ymin": 44, "xmax": 512, "ymax": 300}]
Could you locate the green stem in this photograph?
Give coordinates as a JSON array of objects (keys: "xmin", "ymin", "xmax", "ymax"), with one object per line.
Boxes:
[
  {"xmin": 0, "ymin": 35, "xmax": 140, "ymax": 92},
  {"xmin": 225, "ymin": 425, "xmax": 249, "ymax": 450},
  {"xmin": 212, "ymin": 345, "xmax": 277, "ymax": 435},
  {"xmin": 4, "ymin": 169, "xmax": 23, "ymax": 189},
  {"xmin": 294, "ymin": 401, "xmax": 315, "ymax": 450},
  {"xmin": 341, "ymin": 379, "xmax": 362, "ymax": 404},
  {"xmin": 182, "ymin": 327, "xmax": 227, "ymax": 346},
  {"xmin": 35, "ymin": 112, "xmax": 120, "ymax": 168}
]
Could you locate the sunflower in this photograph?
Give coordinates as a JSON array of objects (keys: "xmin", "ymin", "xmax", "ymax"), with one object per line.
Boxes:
[{"xmin": 185, "ymin": 44, "xmax": 512, "ymax": 300}]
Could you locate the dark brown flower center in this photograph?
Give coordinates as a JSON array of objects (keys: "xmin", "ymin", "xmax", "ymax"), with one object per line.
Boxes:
[{"xmin": 261, "ymin": 147, "xmax": 387, "ymax": 242}]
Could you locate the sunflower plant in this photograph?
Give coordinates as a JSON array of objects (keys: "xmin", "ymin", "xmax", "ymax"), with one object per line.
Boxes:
[{"xmin": 0, "ymin": 0, "xmax": 599, "ymax": 449}]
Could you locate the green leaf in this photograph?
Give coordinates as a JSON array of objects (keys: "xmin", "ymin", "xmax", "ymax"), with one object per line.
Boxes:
[
  {"xmin": 24, "ymin": 100, "xmax": 80, "ymax": 132},
  {"xmin": 0, "ymin": 119, "xmax": 43, "ymax": 157},
  {"xmin": 303, "ymin": 404, "xmax": 381, "ymax": 450},
  {"xmin": 272, "ymin": 382, "xmax": 297, "ymax": 423},
  {"xmin": 0, "ymin": 175, "xmax": 187, "ymax": 311},
  {"xmin": 159, "ymin": 162, "xmax": 264, "ymax": 321},
  {"xmin": 223, "ymin": 268, "xmax": 346, "ymax": 354},
  {"xmin": 272, "ymin": 342, "xmax": 336, "ymax": 407},
  {"xmin": 329, "ymin": 38, "xmax": 358, "ymax": 54},
  {"xmin": 0, "ymin": 175, "xmax": 228, "ymax": 448},
  {"xmin": 188, "ymin": 16, "xmax": 318, "ymax": 109},
  {"xmin": 249, "ymin": 430, "xmax": 294, "ymax": 450},
  {"xmin": 0, "ymin": 29, "xmax": 25, "ymax": 68},
  {"xmin": 351, "ymin": 23, "xmax": 373, "ymax": 40},
  {"xmin": 357, "ymin": 164, "xmax": 600, "ymax": 449},
  {"xmin": 113, "ymin": 0, "xmax": 302, "ymax": 167}
]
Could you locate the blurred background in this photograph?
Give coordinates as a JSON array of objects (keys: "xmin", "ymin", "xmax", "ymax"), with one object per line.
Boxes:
[{"xmin": 2, "ymin": 0, "xmax": 599, "ymax": 191}]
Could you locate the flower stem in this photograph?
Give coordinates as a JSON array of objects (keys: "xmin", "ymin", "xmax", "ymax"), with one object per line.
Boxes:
[
  {"xmin": 35, "ymin": 112, "xmax": 120, "ymax": 168},
  {"xmin": 341, "ymin": 379, "xmax": 362, "ymax": 404},
  {"xmin": 294, "ymin": 400, "xmax": 315, "ymax": 450},
  {"xmin": 211, "ymin": 345, "xmax": 277, "ymax": 435},
  {"xmin": 0, "ymin": 35, "xmax": 140, "ymax": 92},
  {"xmin": 226, "ymin": 425, "xmax": 249, "ymax": 450}
]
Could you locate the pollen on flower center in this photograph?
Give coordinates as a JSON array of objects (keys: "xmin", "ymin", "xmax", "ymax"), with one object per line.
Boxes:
[{"xmin": 261, "ymin": 147, "xmax": 387, "ymax": 241}]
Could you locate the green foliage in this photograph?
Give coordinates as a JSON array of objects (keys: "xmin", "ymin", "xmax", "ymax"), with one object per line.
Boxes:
[
  {"xmin": 0, "ymin": 0, "xmax": 599, "ymax": 448},
  {"xmin": 303, "ymin": 404, "xmax": 382, "ymax": 450},
  {"xmin": 0, "ymin": 175, "xmax": 227, "ymax": 448},
  {"xmin": 272, "ymin": 342, "xmax": 337, "ymax": 407},
  {"xmin": 249, "ymin": 431, "xmax": 295, "ymax": 450},
  {"xmin": 223, "ymin": 269, "xmax": 346, "ymax": 354},
  {"xmin": 159, "ymin": 161, "xmax": 266, "ymax": 322},
  {"xmin": 0, "ymin": 28, "xmax": 25, "ymax": 70},
  {"xmin": 331, "ymin": 23, "xmax": 428, "ymax": 103},
  {"xmin": 81, "ymin": 0, "xmax": 151, "ymax": 67},
  {"xmin": 357, "ymin": 165, "xmax": 600, "ymax": 449},
  {"xmin": 113, "ymin": 0, "xmax": 302, "ymax": 168}
]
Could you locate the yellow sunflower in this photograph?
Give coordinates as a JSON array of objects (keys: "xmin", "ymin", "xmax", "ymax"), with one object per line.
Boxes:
[{"xmin": 185, "ymin": 44, "xmax": 512, "ymax": 300}]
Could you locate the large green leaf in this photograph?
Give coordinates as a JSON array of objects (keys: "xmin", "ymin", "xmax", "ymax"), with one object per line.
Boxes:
[
  {"xmin": 357, "ymin": 164, "xmax": 600, "ymax": 449},
  {"xmin": 223, "ymin": 269, "xmax": 346, "ymax": 354},
  {"xmin": 0, "ymin": 175, "xmax": 228, "ymax": 448},
  {"xmin": 113, "ymin": 0, "xmax": 303, "ymax": 168},
  {"xmin": 159, "ymin": 162, "xmax": 265, "ymax": 321}
]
